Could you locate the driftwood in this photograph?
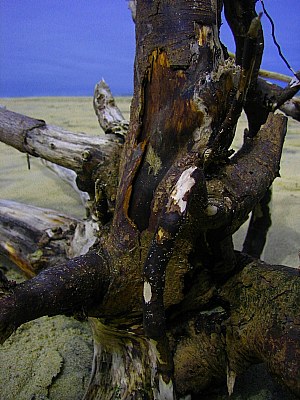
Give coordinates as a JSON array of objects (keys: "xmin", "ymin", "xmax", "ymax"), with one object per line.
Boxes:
[
  {"xmin": 0, "ymin": 107, "xmax": 122, "ymax": 199},
  {"xmin": 0, "ymin": 1, "xmax": 300, "ymax": 399},
  {"xmin": 93, "ymin": 79, "xmax": 129, "ymax": 140},
  {"xmin": 0, "ymin": 200, "xmax": 100, "ymax": 277}
]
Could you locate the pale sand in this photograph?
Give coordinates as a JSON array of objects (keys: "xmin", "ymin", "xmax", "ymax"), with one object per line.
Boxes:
[
  {"xmin": 0, "ymin": 97, "xmax": 299, "ymax": 399},
  {"xmin": 0, "ymin": 96, "xmax": 299, "ymax": 266}
]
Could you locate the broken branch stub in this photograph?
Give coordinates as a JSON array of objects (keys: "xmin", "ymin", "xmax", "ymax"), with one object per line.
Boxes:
[{"xmin": 93, "ymin": 80, "xmax": 128, "ymax": 140}]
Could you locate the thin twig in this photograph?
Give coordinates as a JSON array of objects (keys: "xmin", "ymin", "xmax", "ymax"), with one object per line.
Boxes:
[
  {"xmin": 228, "ymin": 52, "xmax": 293, "ymax": 83},
  {"xmin": 260, "ymin": 0, "xmax": 297, "ymax": 78}
]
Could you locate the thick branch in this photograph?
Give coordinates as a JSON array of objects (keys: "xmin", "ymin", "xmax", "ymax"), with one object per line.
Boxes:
[
  {"xmin": 194, "ymin": 112, "xmax": 286, "ymax": 243},
  {"xmin": 0, "ymin": 106, "xmax": 124, "ymax": 205},
  {"xmin": 0, "ymin": 107, "xmax": 122, "ymax": 192},
  {"xmin": 172, "ymin": 254, "xmax": 300, "ymax": 397},
  {"xmin": 0, "ymin": 108, "xmax": 112, "ymax": 171},
  {"xmin": 0, "ymin": 250, "xmax": 110, "ymax": 345}
]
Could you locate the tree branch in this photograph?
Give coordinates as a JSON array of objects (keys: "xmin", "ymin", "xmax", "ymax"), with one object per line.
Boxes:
[
  {"xmin": 0, "ymin": 250, "xmax": 110, "ymax": 345},
  {"xmin": 172, "ymin": 253, "xmax": 300, "ymax": 397},
  {"xmin": 0, "ymin": 108, "xmax": 115, "ymax": 171},
  {"xmin": 93, "ymin": 80, "xmax": 128, "ymax": 140}
]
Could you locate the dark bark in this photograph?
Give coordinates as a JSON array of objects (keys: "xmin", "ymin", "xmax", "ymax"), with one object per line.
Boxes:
[
  {"xmin": 0, "ymin": 0, "xmax": 299, "ymax": 399},
  {"xmin": 0, "ymin": 250, "xmax": 110, "ymax": 345},
  {"xmin": 242, "ymin": 188, "xmax": 272, "ymax": 258}
]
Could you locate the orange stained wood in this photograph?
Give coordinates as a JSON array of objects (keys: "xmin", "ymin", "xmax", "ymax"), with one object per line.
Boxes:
[
  {"xmin": 4, "ymin": 242, "xmax": 35, "ymax": 278},
  {"xmin": 126, "ymin": 50, "xmax": 205, "ymax": 231},
  {"xmin": 140, "ymin": 49, "xmax": 203, "ymax": 153}
]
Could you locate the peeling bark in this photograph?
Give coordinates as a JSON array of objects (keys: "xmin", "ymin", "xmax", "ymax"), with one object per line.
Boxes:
[{"xmin": 0, "ymin": 1, "xmax": 299, "ymax": 399}]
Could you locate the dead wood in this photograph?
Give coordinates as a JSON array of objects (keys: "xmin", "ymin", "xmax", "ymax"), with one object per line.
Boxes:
[
  {"xmin": 0, "ymin": 1, "xmax": 299, "ymax": 399},
  {"xmin": 93, "ymin": 79, "xmax": 128, "ymax": 140},
  {"xmin": 0, "ymin": 107, "xmax": 122, "ymax": 197},
  {"xmin": 0, "ymin": 200, "xmax": 98, "ymax": 276},
  {"xmin": 41, "ymin": 159, "xmax": 90, "ymax": 206},
  {"xmin": 172, "ymin": 253, "xmax": 300, "ymax": 397}
]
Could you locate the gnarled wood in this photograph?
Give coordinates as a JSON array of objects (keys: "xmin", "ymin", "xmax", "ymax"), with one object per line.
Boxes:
[
  {"xmin": 172, "ymin": 253, "xmax": 300, "ymax": 398},
  {"xmin": 0, "ymin": 1, "xmax": 299, "ymax": 399},
  {"xmin": 93, "ymin": 79, "xmax": 128, "ymax": 140},
  {"xmin": 0, "ymin": 200, "xmax": 99, "ymax": 276}
]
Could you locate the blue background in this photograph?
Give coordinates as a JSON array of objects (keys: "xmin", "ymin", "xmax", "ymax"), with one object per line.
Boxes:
[{"xmin": 0, "ymin": 0, "xmax": 299, "ymax": 97}]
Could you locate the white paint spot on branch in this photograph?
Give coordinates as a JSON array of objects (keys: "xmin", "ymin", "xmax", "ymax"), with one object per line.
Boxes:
[
  {"xmin": 170, "ymin": 166, "xmax": 197, "ymax": 213},
  {"xmin": 143, "ymin": 280, "xmax": 152, "ymax": 303}
]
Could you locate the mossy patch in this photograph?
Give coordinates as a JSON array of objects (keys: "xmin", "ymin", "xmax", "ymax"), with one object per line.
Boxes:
[
  {"xmin": 0, "ymin": 314, "xmax": 93, "ymax": 400},
  {"xmin": 145, "ymin": 144, "xmax": 162, "ymax": 176}
]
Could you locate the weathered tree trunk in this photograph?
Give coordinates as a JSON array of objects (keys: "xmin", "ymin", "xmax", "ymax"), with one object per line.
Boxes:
[{"xmin": 0, "ymin": 1, "xmax": 299, "ymax": 399}]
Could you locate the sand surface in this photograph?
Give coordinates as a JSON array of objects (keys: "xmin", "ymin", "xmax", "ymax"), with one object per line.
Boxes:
[
  {"xmin": 0, "ymin": 97, "xmax": 299, "ymax": 399},
  {"xmin": 0, "ymin": 97, "xmax": 299, "ymax": 266}
]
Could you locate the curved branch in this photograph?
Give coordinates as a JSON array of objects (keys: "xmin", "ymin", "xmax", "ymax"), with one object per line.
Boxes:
[
  {"xmin": 93, "ymin": 79, "xmax": 128, "ymax": 140},
  {"xmin": 41, "ymin": 159, "xmax": 90, "ymax": 206},
  {"xmin": 0, "ymin": 250, "xmax": 110, "ymax": 345},
  {"xmin": 196, "ymin": 112, "xmax": 286, "ymax": 238}
]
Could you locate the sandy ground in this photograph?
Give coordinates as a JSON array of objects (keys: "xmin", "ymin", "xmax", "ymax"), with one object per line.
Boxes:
[{"xmin": 0, "ymin": 97, "xmax": 299, "ymax": 399}]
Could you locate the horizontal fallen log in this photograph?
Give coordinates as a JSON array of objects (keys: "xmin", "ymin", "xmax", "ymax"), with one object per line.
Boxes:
[
  {"xmin": 0, "ymin": 200, "xmax": 98, "ymax": 277},
  {"xmin": 0, "ymin": 107, "xmax": 123, "ymax": 197}
]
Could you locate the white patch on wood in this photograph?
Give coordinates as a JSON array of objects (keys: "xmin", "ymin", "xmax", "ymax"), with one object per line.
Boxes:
[
  {"xmin": 227, "ymin": 368, "xmax": 237, "ymax": 397},
  {"xmin": 68, "ymin": 220, "xmax": 98, "ymax": 257},
  {"xmin": 289, "ymin": 76, "xmax": 300, "ymax": 88},
  {"xmin": 158, "ymin": 374, "xmax": 175, "ymax": 400},
  {"xmin": 170, "ymin": 166, "xmax": 197, "ymax": 213},
  {"xmin": 143, "ymin": 280, "xmax": 152, "ymax": 303},
  {"xmin": 205, "ymin": 204, "xmax": 218, "ymax": 216}
]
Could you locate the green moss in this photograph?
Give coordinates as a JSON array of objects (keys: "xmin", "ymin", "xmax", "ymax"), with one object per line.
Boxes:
[
  {"xmin": 0, "ymin": 315, "xmax": 93, "ymax": 400},
  {"xmin": 145, "ymin": 144, "xmax": 162, "ymax": 176}
]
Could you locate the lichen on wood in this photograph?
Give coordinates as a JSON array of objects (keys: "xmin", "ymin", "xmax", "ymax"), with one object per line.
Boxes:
[{"xmin": 0, "ymin": 1, "xmax": 299, "ymax": 399}]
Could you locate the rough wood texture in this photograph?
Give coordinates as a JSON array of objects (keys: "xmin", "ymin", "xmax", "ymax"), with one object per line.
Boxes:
[
  {"xmin": 93, "ymin": 79, "xmax": 128, "ymax": 140},
  {"xmin": 0, "ymin": 107, "xmax": 122, "ymax": 197},
  {"xmin": 0, "ymin": 1, "xmax": 299, "ymax": 399},
  {"xmin": 172, "ymin": 253, "xmax": 300, "ymax": 397},
  {"xmin": 0, "ymin": 108, "xmax": 113, "ymax": 171},
  {"xmin": 0, "ymin": 200, "xmax": 100, "ymax": 276}
]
